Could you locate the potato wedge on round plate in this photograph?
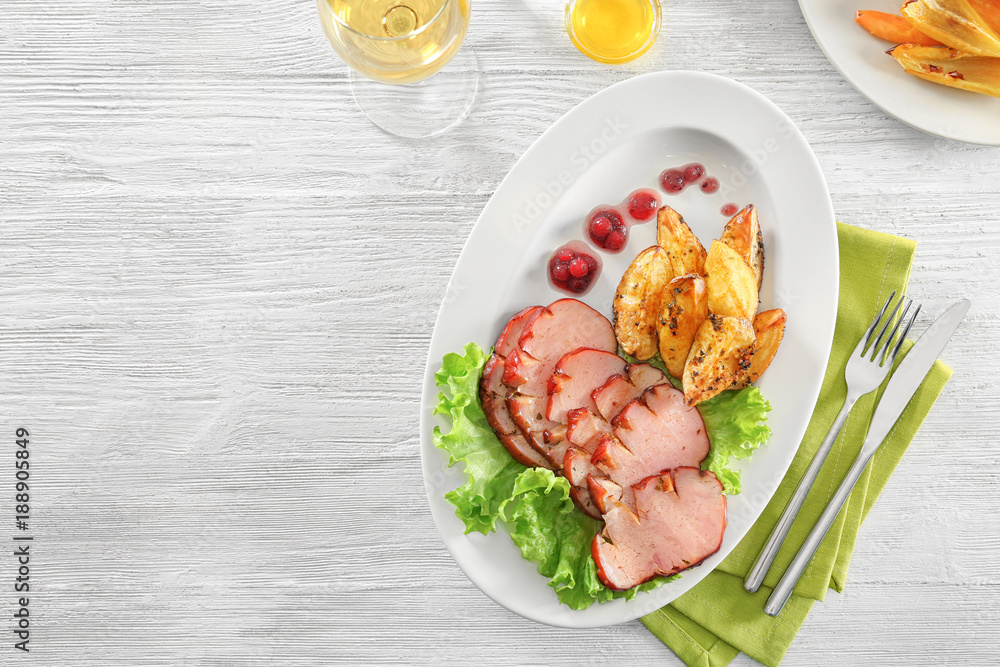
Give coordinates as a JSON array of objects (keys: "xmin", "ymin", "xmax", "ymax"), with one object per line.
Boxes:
[
  {"xmin": 901, "ymin": 0, "xmax": 1000, "ymax": 57},
  {"xmin": 887, "ymin": 45, "xmax": 1000, "ymax": 99}
]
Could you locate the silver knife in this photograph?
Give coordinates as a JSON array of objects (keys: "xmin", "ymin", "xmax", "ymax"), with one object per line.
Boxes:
[{"xmin": 764, "ymin": 298, "xmax": 970, "ymax": 616}]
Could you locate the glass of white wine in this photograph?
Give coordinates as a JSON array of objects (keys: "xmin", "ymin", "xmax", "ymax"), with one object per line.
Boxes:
[{"xmin": 318, "ymin": 0, "xmax": 478, "ymax": 138}]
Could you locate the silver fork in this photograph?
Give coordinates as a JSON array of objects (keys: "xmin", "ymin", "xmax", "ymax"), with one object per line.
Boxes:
[{"xmin": 744, "ymin": 291, "xmax": 919, "ymax": 593}]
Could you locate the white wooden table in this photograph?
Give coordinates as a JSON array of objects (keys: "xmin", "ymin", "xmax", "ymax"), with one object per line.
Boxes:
[{"xmin": 2, "ymin": 0, "xmax": 998, "ymax": 664}]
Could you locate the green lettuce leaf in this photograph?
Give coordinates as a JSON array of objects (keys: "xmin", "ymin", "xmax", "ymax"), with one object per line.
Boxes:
[
  {"xmin": 697, "ymin": 386, "xmax": 772, "ymax": 495},
  {"xmin": 432, "ymin": 342, "xmax": 526, "ymax": 534},
  {"xmin": 432, "ymin": 343, "xmax": 765, "ymax": 608}
]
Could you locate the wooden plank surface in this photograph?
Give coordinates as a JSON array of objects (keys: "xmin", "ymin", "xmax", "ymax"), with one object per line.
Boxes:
[{"xmin": 1, "ymin": 0, "xmax": 998, "ymax": 664}]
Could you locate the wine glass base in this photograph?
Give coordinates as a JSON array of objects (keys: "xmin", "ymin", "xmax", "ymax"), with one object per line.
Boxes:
[{"xmin": 350, "ymin": 47, "xmax": 480, "ymax": 139}]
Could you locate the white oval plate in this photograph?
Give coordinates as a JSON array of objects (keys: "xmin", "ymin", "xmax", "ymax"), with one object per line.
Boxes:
[
  {"xmin": 798, "ymin": 0, "xmax": 1000, "ymax": 145},
  {"xmin": 419, "ymin": 71, "xmax": 839, "ymax": 628}
]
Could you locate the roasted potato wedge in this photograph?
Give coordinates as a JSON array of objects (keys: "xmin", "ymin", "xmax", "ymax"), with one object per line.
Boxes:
[
  {"xmin": 656, "ymin": 206, "xmax": 707, "ymax": 278},
  {"xmin": 731, "ymin": 308, "xmax": 787, "ymax": 389},
  {"xmin": 683, "ymin": 315, "xmax": 755, "ymax": 406},
  {"xmin": 657, "ymin": 274, "xmax": 709, "ymax": 379},
  {"xmin": 704, "ymin": 240, "xmax": 758, "ymax": 321},
  {"xmin": 720, "ymin": 204, "xmax": 764, "ymax": 291},
  {"xmin": 888, "ymin": 45, "xmax": 1000, "ymax": 98},
  {"xmin": 613, "ymin": 246, "xmax": 672, "ymax": 361},
  {"xmin": 855, "ymin": 9, "xmax": 942, "ymax": 45},
  {"xmin": 901, "ymin": 0, "xmax": 1000, "ymax": 57}
]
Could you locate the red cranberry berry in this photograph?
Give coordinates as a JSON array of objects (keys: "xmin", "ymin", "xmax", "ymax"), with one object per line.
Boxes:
[
  {"xmin": 549, "ymin": 243, "xmax": 601, "ymax": 294},
  {"xmin": 683, "ymin": 163, "xmax": 705, "ymax": 182},
  {"xmin": 627, "ymin": 190, "xmax": 659, "ymax": 221},
  {"xmin": 589, "ymin": 215, "xmax": 613, "ymax": 240},
  {"xmin": 586, "ymin": 208, "xmax": 627, "ymax": 251},
  {"xmin": 660, "ymin": 169, "xmax": 685, "ymax": 194},
  {"xmin": 721, "ymin": 203, "xmax": 738, "ymax": 216},
  {"xmin": 701, "ymin": 177, "xmax": 720, "ymax": 194},
  {"xmin": 605, "ymin": 229, "xmax": 626, "ymax": 251},
  {"xmin": 569, "ymin": 257, "xmax": 589, "ymax": 278}
]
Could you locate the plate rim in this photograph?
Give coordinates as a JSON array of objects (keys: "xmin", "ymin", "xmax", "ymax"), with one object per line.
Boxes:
[
  {"xmin": 796, "ymin": 0, "xmax": 1000, "ymax": 146},
  {"xmin": 419, "ymin": 70, "xmax": 840, "ymax": 628}
]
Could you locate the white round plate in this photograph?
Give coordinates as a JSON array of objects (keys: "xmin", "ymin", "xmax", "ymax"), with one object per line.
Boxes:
[
  {"xmin": 798, "ymin": 0, "xmax": 1000, "ymax": 145},
  {"xmin": 419, "ymin": 71, "xmax": 839, "ymax": 628}
]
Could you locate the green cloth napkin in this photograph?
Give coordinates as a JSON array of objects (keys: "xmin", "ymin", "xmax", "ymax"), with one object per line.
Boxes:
[{"xmin": 641, "ymin": 222, "xmax": 954, "ymax": 666}]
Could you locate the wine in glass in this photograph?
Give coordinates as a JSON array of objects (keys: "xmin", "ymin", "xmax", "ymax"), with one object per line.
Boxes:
[{"xmin": 318, "ymin": 0, "xmax": 478, "ymax": 138}]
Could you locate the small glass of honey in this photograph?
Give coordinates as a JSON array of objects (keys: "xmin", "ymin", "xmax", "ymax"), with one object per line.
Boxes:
[{"xmin": 565, "ymin": 0, "xmax": 661, "ymax": 64}]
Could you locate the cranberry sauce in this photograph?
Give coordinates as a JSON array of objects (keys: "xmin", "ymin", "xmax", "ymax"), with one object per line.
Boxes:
[
  {"xmin": 549, "ymin": 241, "xmax": 601, "ymax": 295},
  {"xmin": 627, "ymin": 189, "xmax": 660, "ymax": 221},
  {"xmin": 584, "ymin": 189, "xmax": 661, "ymax": 253},
  {"xmin": 721, "ymin": 203, "xmax": 738, "ymax": 216},
  {"xmin": 658, "ymin": 162, "xmax": 721, "ymax": 197},
  {"xmin": 585, "ymin": 207, "xmax": 628, "ymax": 252}
]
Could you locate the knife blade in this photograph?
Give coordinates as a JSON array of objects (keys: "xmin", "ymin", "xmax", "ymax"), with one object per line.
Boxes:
[
  {"xmin": 859, "ymin": 297, "xmax": 969, "ymax": 461},
  {"xmin": 763, "ymin": 298, "xmax": 970, "ymax": 616}
]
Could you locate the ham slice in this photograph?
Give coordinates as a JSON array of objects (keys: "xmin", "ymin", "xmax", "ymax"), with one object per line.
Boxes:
[
  {"xmin": 592, "ymin": 363, "xmax": 669, "ymax": 422},
  {"xmin": 592, "ymin": 467, "xmax": 727, "ymax": 590},
  {"xmin": 503, "ymin": 299, "xmax": 617, "ymax": 398},
  {"xmin": 587, "ymin": 474, "xmax": 624, "ymax": 515},
  {"xmin": 503, "ymin": 300, "xmax": 617, "ymax": 466},
  {"xmin": 569, "ymin": 485, "xmax": 602, "ymax": 520},
  {"xmin": 567, "ymin": 376, "xmax": 704, "ymax": 517},
  {"xmin": 481, "ymin": 358, "xmax": 552, "ymax": 469},
  {"xmin": 560, "ymin": 448, "xmax": 604, "ymax": 520},
  {"xmin": 480, "ymin": 299, "xmax": 716, "ymax": 531},
  {"xmin": 564, "ymin": 446, "xmax": 603, "ymax": 489},
  {"xmin": 547, "ymin": 349, "xmax": 627, "ymax": 423},
  {"xmin": 507, "ymin": 393, "xmax": 565, "ymax": 465},
  {"xmin": 479, "ymin": 307, "xmax": 553, "ymax": 469},
  {"xmin": 565, "ymin": 407, "xmax": 614, "ymax": 453},
  {"xmin": 595, "ymin": 384, "xmax": 710, "ymax": 492}
]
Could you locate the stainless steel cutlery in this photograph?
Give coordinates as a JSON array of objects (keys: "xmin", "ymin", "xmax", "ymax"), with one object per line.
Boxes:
[{"xmin": 743, "ymin": 294, "xmax": 969, "ymax": 615}]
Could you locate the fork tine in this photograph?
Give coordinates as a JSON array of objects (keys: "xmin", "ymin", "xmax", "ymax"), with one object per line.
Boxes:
[
  {"xmin": 857, "ymin": 291, "xmax": 897, "ymax": 354},
  {"xmin": 887, "ymin": 303, "xmax": 921, "ymax": 363},
  {"xmin": 878, "ymin": 299, "xmax": 912, "ymax": 365},
  {"xmin": 869, "ymin": 293, "xmax": 905, "ymax": 359}
]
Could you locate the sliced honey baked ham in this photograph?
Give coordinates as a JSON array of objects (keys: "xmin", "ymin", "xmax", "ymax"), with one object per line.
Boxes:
[
  {"xmin": 479, "ymin": 307, "xmax": 553, "ymax": 469},
  {"xmin": 508, "ymin": 394, "xmax": 565, "ymax": 465},
  {"xmin": 493, "ymin": 300, "xmax": 619, "ymax": 519},
  {"xmin": 593, "ymin": 384, "xmax": 710, "ymax": 490},
  {"xmin": 503, "ymin": 300, "xmax": 617, "ymax": 463},
  {"xmin": 565, "ymin": 407, "xmax": 614, "ymax": 453},
  {"xmin": 592, "ymin": 362, "xmax": 669, "ymax": 422},
  {"xmin": 502, "ymin": 299, "xmax": 617, "ymax": 398},
  {"xmin": 547, "ymin": 349, "xmax": 628, "ymax": 423},
  {"xmin": 482, "ymin": 299, "xmax": 714, "ymax": 528},
  {"xmin": 592, "ymin": 467, "xmax": 727, "ymax": 590}
]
